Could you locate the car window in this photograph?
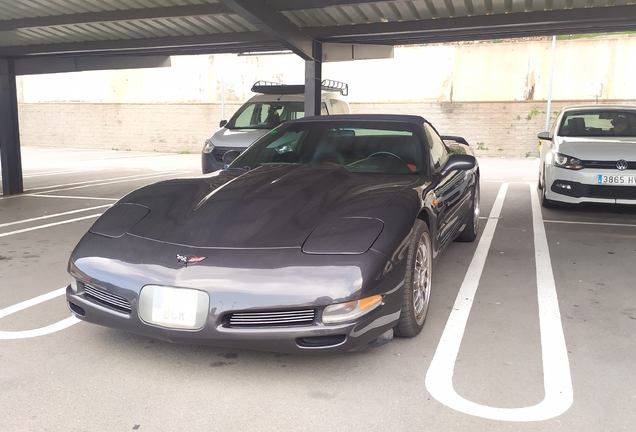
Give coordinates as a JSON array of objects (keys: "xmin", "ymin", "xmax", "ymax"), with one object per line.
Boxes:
[
  {"xmin": 424, "ymin": 123, "xmax": 449, "ymax": 172},
  {"xmin": 230, "ymin": 121, "xmax": 422, "ymax": 175},
  {"xmin": 227, "ymin": 102, "xmax": 306, "ymax": 129},
  {"xmin": 329, "ymin": 99, "xmax": 350, "ymax": 114},
  {"xmin": 559, "ymin": 111, "xmax": 636, "ymax": 137}
]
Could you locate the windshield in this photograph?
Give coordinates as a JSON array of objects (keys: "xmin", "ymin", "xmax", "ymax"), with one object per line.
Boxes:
[
  {"xmin": 229, "ymin": 121, "xmax": 423, "ymax": 175},
  {"xmin": 559, "ymin": 110, "xmax": 636, "ymax": 137},
  {"xmin": 226, "ymin": 101, "xmax": 308, "ymax": 129}
]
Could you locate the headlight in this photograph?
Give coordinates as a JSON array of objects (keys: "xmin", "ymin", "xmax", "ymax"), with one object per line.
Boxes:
[
  {"xmin": 553, "ymin": 153, "xmax": 583, "ymax": 170},
  {"xmin": 202, "ymin": 138, "xmax": 214, "ymax": 154},
  {"xmin": 322, "ymin": 295, "xmax": 382, "ymax": 324},
  {"xmin": 302, "ymin": 217, "xmax": 384, "ymax": 255},
  {"xmin": 89, "ymin": 203, "xmax": 149, "ymax": 238},
  {"xmin": 69, "ymin": 278, "xmax": 79, "ymax": 293}
]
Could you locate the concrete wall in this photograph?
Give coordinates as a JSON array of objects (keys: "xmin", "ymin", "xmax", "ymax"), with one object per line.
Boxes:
[
  {"xmin": 15, "ymin": 36, "xmax": 636, "ymax": 158},
  {"xmin": 17, "ymin": 36, "xmax": 636, "ymax": 104},
  {"xmin": 19, "ymin": 99, "xmax": 636, "ymax": 158}
]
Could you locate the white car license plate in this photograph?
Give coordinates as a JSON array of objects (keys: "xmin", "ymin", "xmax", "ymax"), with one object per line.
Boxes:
[
  {"xmin": 597, "ymin": 174, "xmax": 636, "ymax": 185},
  {"xmin": 152, "ymin": 286, "xmax": 199, "ymax": 327}
]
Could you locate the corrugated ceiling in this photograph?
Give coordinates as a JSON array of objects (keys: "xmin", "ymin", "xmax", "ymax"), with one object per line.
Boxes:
[{"xmin": 0, "ymin": 0, "xmax": 635, "ymax": 58}]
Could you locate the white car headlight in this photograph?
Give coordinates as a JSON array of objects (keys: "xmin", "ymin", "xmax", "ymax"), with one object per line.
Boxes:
[
  {"xmin": 202, "ymin": 138, "xmax": 215, "ymax": 154},
  {"xmin": 322, "ymin": 295, "xmax": 382, "ymax": 324},
  {"xmin": 553, "ymin": 153, "xmax": 583, "ymax": 170}
]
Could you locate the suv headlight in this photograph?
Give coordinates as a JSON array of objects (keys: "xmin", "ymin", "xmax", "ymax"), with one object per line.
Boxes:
[
  {"xmin": 553, "ymin": 153, "xmax": 583, "ymax": 170},
  {"xmin": 202, "ymin": 138, "xmax": 214, "ymax": 154}
]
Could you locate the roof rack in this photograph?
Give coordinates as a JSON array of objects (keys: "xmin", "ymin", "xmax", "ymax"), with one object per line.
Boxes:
[
  {"xmin": 320, "ymin": 79, "xmax": 348, "ymax": 96},
  {"xmin": 251, "ymin": 79, "xmax": 348, "ymax": 96}
]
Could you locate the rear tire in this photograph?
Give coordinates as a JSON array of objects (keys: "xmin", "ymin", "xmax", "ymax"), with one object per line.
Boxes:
[
  {"xmin": 456, "ymin": 181, "xmax": 480, "ymax": 243},
  {"xmin": 395, "ymin": 220, "xmax": 432, "ymax": 338}
]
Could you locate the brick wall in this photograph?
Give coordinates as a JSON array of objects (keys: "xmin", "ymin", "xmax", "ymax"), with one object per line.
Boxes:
[
  {"xmin": 18, "ymin": 100, "xmax": 636, "ymax": 157},
  {"xmin": 18, "ymin": 102, "xmax": 243, "ymax": 154}
]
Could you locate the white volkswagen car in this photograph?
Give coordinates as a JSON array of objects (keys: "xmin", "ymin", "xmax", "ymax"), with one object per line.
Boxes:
[{"xmin": 538, "ymin": 105, "xmax": 636, "ymax": 207}]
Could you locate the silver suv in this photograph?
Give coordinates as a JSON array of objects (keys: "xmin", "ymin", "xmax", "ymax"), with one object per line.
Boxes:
[{"xmin": 202, "ymin": 80, "xmax": 350, "ymax": 173}]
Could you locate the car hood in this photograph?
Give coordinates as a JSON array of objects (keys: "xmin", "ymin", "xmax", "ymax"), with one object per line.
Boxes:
[
  {"xmin": 557, "ymin": 136, "xmax": 636, "ymax": 160},
  {"xmin": 211, "ymin": 127, "xmax": 269, "ymax": 149},
  {"xmin": 110, "ymin": 165, "xmax": 415, "ymax": 249}
]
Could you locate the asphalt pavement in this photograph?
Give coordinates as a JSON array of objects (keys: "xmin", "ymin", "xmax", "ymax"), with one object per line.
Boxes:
[{"xmin": 1, "ymin": 148, "xmax": 635, "ymax": 431}]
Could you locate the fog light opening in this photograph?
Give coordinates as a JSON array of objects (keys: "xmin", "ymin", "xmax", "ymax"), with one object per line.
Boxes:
[
  {"xmin": 68, "ymin": 301, "xmax": 85, "ymax": 317},
  {"xmin": 555, "ymin": 182, "xmax": 572, "ymax": 190},
  {"xmin": 297, "ymin": 335, "xmax": 347, "ymax": 348}
]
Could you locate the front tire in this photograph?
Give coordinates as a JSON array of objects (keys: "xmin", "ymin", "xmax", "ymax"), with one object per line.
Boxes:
[
  {"xmin": 456, "ymin": 181, "xmax": 480, "ymax": 242},
  {"xmin": 540, "ymin": 173, "xmax": 557, "ymax": 208},
  {"xmin": 395, "ymin": 220, "xmax": 432, "ymax": 338}
]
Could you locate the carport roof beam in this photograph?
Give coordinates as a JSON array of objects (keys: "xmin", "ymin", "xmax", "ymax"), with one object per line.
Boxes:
[{"xmin": 219, "ymin": 0, "xmax": 316, "ymax": 61}]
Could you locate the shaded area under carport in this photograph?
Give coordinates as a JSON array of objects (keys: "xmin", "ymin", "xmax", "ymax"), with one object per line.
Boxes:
[{"xmin": 2, "ymin": 0, "xmax": 636, "ymax": 195}]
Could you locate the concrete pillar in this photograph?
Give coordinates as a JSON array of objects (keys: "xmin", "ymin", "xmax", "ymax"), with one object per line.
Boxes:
[
  {"xmin": 304, "ymin": 41, "xmax": 322, "ymax": 117},
  {"xmin": 0, "ymin": 58, "xmax": 23, "ymax": 195}
]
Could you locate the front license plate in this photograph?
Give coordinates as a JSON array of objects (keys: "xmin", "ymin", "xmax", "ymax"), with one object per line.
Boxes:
[
  {"xmin": 152, "ymin": 286, "xmax": 199, "ymax": 327},
  {"xmin": 597, "ymin": 174, "xmax": 636, "ymax": 185}
]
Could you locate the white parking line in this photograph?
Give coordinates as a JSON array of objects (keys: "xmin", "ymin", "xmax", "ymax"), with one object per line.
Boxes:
[
  {"xmin": 544, "ymin": 219, "xmax": 636, "ymax": 228},
  {"xmin": 0, "ymin": 214, "xmax": 102, "ymax": 238},
  {"xmin": 0, "ymin": 205, "xmax": 111, "ymax": 229},
  {"xmin": 29, "ymin": 171, "xmax": 189, "ymax": 195},
  {"xmin": 0, "ymin": 287, "xmax": 80, "ymax": 340},
  {"xmin": 425, "ymin": 182, "xmax": 573, "ymax": 422},
  {"xmin": 0, "ymin": 171, "xmax": 188, "ymax": 201},
  {"xmin": 24, "ymin": 171, "xmax": 178, "ymax": 192},
  {"xmin": 23, "ymin": 168, "xmax": 105, "ymax": 178},
  {"xmin": 26, "ymin": 194, "xmax": 118, "ymax": 201}
]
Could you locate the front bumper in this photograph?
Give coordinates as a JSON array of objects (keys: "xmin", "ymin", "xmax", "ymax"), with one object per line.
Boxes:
[
  {"xmin": 67, "ymin": 235, "xmax": 406, "ymax": 354},
  {"xmin": 66, "ymin": 284, "xmax": 402, "ymax": 354},
  {"xmin": 202, "ymin": 146, "xmax": 247, "ymax": 174},
  {"xmin": 544, "ymin": 165, "xmax": 636, "ymax": 205}
]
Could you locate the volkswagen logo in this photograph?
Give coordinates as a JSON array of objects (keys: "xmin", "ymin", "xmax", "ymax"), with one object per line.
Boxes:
[{"xmin": 616, "ymin": 159, "xmax": 629, "ymax": 171}]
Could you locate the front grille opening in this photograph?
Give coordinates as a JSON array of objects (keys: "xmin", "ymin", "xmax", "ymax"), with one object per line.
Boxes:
[
  {"xmin": 212, "ymin": 147, "xmax": 232, "ymax": 162},
  {"xmin": 227, "ymin": 309, "xmax": 315, "ymax": 328},
  {"xmin": 68, "ymin": 301, "xmax": 85, "ymax": 316},
  {"xmin": 297, "ymin": 335, "xmax": 347, "ymax": 348},
  {"xmin": 84, "ymin": 284, "xmax": 132, "ymax": 314},
  {"xmin": 584, "ymin": 160, "xmax": 636, "ymax": 170},
  {"xmin": 589, "ymin": 185, "xmax": 636, "ymax": 199}
]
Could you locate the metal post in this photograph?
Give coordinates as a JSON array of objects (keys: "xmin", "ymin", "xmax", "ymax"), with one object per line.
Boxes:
[
  {"xmin": 545, "ymin": 36, "xmax": 557, "ymax": 131},
  {"xmin": 304, "ymin": 41, "xmax": 322, "ymax": 117},
  {"xmin": 220, "ymin": 71, "xmax": 225, "ymax": 121},
  {"xmin": 0, "ymin": 58, "xmax": 24, "ymax": 195}
]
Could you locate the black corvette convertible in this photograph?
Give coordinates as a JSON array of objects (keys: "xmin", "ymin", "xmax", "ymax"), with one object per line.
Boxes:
[{"xmin": 67, "ymin": 114, "xmax": 480, "ymax": 353}]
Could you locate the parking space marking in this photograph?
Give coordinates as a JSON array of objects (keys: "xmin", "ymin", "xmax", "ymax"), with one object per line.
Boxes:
[
  {"xmin": 24, "ymin": 168, "xmax": 105, "ymax": 178},
  {"xmin": 0, "ymin": 287, "xmax": 80, "ymax": 340},
  {"xmin": 425, "ymin": 182, "xmax": 573, "ymax": 422},
  {"xmin": 26, "ymin": 194, "xmax": 118, "ymax": 201},
  {"xmin": 28, "ymin": 171, "xmax": 189, "ymax": 195},
  {"xmin": 544, "ymin": 220, "xmax": 636, "ymax": 228},
  {"xmin": 0, "ymin": 214, "xmax": 102, "ymax": 238},
  {"xmin": 24, "ymin": 171, "xmax": 181, "ymax": 193},
  {"xmin": 0, "ymin": 205, "xmax": 111, "ymax": 229}
]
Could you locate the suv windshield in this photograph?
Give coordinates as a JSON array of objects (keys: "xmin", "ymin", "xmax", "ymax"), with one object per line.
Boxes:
[
  {"xmin": 230, "ymin": 121, "xmax": 423, "ymax": 175},
  {"xmin": 559, "ymin": 111, "xmax": 636, "ymax": 137},
  {"xmin": 226, "ymin": 102, "xmax": 309, "ymax": 129}
]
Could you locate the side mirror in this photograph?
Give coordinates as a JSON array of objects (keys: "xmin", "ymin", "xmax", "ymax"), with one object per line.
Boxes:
[
  {"xmin": 222, "ymin": 150, "xmax": 241, "ymax": 166},
  {"xmin": 537, "ymin": 131, "xmax": 551, "ymax": 140},
  {"xmin": 219, "ymin": 119, "xmax": 227, "ymax": 128},
  {"xmin": 439, "ymin": 154, "xmax": 476, "ymax": 177}
]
